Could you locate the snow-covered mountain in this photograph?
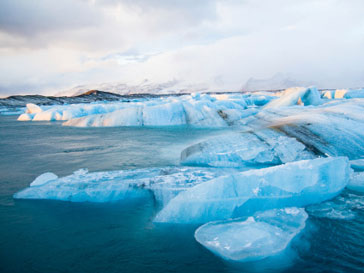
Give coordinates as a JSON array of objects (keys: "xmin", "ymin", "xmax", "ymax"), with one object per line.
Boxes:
[{"xmin": 56, "ymin": 79, "xmax": 216, "ymax": 97}]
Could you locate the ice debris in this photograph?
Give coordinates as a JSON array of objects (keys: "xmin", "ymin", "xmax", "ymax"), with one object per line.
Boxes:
[
  {"xmin": 194, "ymin": 207, "xmax": 307, "ymax": 262},
  {"xmin": 307, "ymin": 191, "xmax": 364, "ymax": 220}
]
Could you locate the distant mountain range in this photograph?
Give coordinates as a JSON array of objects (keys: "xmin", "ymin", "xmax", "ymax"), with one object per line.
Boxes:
[
  {"xmin": 0, "ymin": 90, "xmax": 192, "ymax": 107},
  {"xmin": 55, "ymin": 79, "xmax": 212, "ymax": 97}
]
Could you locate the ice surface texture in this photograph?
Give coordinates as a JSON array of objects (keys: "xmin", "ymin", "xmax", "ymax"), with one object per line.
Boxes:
[
  {"xmin": 347, "ymin": 172, "xmax": 364, "ymax": 193},
  {"xmin": 195, "ymin": 207, "xmax": 307, "ymax": 262},
  {"xmin": 155, "ymin": 157, "xmax": 350, "ymax": 223},
  {"xmin": 181, "ymin": 130, "xmax": 314, "ymax": 168},
  {"xmin": 14, "ymin": 167, "xmax": 234, "ymax": 205},
  {"xmin": 182, "ymin": 99, "xmax": 364, "ymax": 167},
  {"xmin": 17, "ymin": 93, "xmax": 270, "ymax": 127},
  {"xmin": 264, "ymin": 87, "xmax": 322, "ymax": 109}
]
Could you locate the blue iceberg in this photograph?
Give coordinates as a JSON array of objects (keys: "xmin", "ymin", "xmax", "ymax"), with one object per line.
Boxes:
[
  {"xmin": 194, "ymin": 207, "xmax": 308, "ymax": 262},
  {"xmin": 155, "ymin": 157, "xmax": 350, "ymax": 223}
]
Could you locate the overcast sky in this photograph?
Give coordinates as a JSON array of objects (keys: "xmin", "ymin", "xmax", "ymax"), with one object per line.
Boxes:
[{"xmin": 0, "ymin": 0, "xmax": 364, "ymax": 96}]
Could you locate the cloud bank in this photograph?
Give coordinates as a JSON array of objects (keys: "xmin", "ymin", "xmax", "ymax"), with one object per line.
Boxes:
[{"xmin": 0, "ymin": 0, "xmax": 364, "ymax": 95}]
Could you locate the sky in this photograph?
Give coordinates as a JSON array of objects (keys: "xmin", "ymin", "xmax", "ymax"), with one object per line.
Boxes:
[{"xmin": 0, "ymin": 0, "xmax": 364, "ymax": 96}]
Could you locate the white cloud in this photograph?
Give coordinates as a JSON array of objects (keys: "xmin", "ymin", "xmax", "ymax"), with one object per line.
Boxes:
[{"xmin": 0, "ymin": 0, "xmax": 364, "ymax": 95}]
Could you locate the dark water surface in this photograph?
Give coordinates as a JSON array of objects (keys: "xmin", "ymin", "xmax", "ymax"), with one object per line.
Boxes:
[{"xmin": 1, "ymin": 116, "xmax": 364, "ymax": 273}]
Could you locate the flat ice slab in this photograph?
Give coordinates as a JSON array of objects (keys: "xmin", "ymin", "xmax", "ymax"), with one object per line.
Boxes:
[
  {"xmin": 13, "ymin": 167, "xmax": 235, "ymax": 205},
  {"xmin": 194, "ymin": 207, "xmax": 307, "ymax": 262},
  {"xmin": 155, "ymin": 157, "xmax": 350, "ymax": 223}
]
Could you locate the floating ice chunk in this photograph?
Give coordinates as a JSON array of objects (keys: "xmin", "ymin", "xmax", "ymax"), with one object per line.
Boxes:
[
  {"xmin": 181, "ymin": 130, "xmax": 313, "ymax": 168},
  {"xmin": 17, "ymin": 113, "xmax": 33, "ymax": 121},
  {"xmin": 33, "ymin": 109, "xmax": 61, "ymax": 121},
  {"xmin": 182, "ymin": 100, "xmax": 227, "ymax": 127},
  {"xmin": 25, "ymin": 103, "xmax": 42, "ymax": 114},
  {"xmin": 264, "ymin": 87, "xmax": 322, "ymax": 109},
  {"xmin": 347, "ymin": 172, "xmax": 364, "ymax": 193},
  {"xmin": 344, "ymin": 89, "xmax": 364, "ymax": 99},
  {"xmin": 350, "ymin": 159, "xmax": 364, "ymax": 171},
  {"xmin": 16, "ymin": 93, "xmax": 268, "ymax": 127},
  {"xmin": 30, "ymin": 172, "xmax": 58, "ymax": 187},
  {"xmin": 155, "ymin": 157, "xmax": 350, "ymax": 223},
  {"xmin": 14, "ymin": 167, "xmax": 233, "ymax": 204},
  {"xmin": 63, "ymin": 107, "xmax": 143, "ymax": 127},
  {"xmin": 194, "ymin": 208, "xmax": 307, "ymax": 262},
  {"xmin": 142, "ymin": 102, "xmax": 186, "ymax": 126},
  {"xmin": 322, "ymin": 90, "xmax": 333, "ymax": 99},
  {"xmin": 270, "ymin": 100, "xmax": 364, "ymax": 159},
  {"xmin": 16, "ymin": 102, "xmax": 126, "ymax": 122},
  {"xmin": 333, "ymin": 89, "xmax": 348, "ymax": 99}
]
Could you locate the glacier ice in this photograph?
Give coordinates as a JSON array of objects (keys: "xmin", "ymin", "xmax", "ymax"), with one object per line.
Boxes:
[
  {"xmin": 344, "ymin": 89, "xmax": 364, "ymax": 99},
  {"xmin": 26, "ymin": 103, "xmax": 42, "ymax": 114},
  {"xmin": 347, "ymin": 172, "xmax": 364, "ymax": 193},
  {"xmin": 17, "ymin": 101, "xmax": 129, "ymax": 122},
  {"xmin": 181, "ymin": 130, "xmax": 314, "ymax": 168},
  {"xmin": 350, "ymin": 159, "xmax": 364, "ymax": 172},
  {"xmin": 13, "ymin": 167, "xmax": 235, "ymax": 205},
  {"xmin": 63, "ymin": 107, "xmax": 143, "ymax": 127},
  {"xmin": 155, "ymin": 157, "xmax": 350, "ymax": 223},
  {"xmin": 194, "ymin": 207, "xmax": 307, "ymax": 262},
  {"xmin": 181, "ymin": 98, "xmax": 364, "ymax": 168},
  {"xmin": 264, "ymin": 87, "xmax": 322, "ymax": 109},
  {"xmin": 268, "ymin": 100, "xmax": 364, "ymax": 159},
  {"xmin": 30, "ymin": 172, "xmax": 58, "ymax": 187},
  {"xmin": 15, "ymin": 93, "xmax": 273, "ymax": 127}
]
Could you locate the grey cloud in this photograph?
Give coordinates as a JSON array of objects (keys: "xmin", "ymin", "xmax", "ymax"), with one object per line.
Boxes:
[{"xmin": 0, "ymin": 0, "xmax": 101, "ymax": 37}]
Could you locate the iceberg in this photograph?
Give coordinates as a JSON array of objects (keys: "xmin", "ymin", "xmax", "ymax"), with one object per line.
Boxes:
[
  {"xmin": 194, "ymin": 207, "xmax": 308, "ymax": 262},
  {"xmin": 14, "ymin": 167, "xmax": 234, "ymax": 205},
  {"xmin": 343, "ymin": 89, "xmax": 364, "ymax": 99},
  {"xmin": 155, "ymin": 157, "xmax": 350, "ymax": 223},
  {"xmin": 269, "ymin": 100, "xmax": 364, "ymax": 159},
  {"xmin": 347, "ymin": 172, "xmax": 364, "ymax": 193},
  {"xmin": 30, "ymin": 172, "xmax": 58, "ymax": 187},
  {"xmin": 350, "ymin": 159, "xmax": 364, "ymax": 172},
  {"xmin": 181, "ymin": 130, "xmax": 313, "ymax": 168},
  {"xmin": 182, "ymin": 98, "xmax": 364, "ymax": 168},
  {"xmin": 15, "ymin": 93, "xmax": 273, "ymax": 127},
  {"xmin": 63, "ymin": 107, "xmax": 143, "ymax": 127},
  {"xmin": 25, "ymin": 103, "xmax": 42, "ymax": 114},
  {"xmin": 264, "ymin": 87, "xmax": 322, "ymax": 109},
  {"xmin": 17, "ymin": 101, "xmax": 128, "ymax": 122}
]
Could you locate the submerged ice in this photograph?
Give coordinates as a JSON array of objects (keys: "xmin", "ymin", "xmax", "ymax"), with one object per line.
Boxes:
[{"xmin": 194, "ymin": 208, "xmax": 308, "ymax": 262}]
